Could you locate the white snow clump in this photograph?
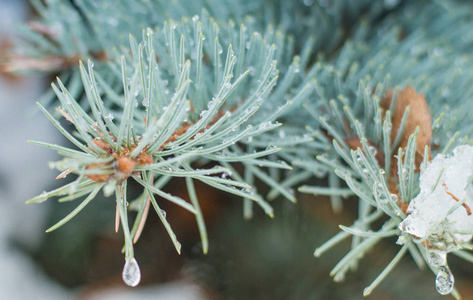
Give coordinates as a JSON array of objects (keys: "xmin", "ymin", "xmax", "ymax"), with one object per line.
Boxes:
[{"xmin": 399, "ymin": 145, "xmax": 473, "ymax": 251}]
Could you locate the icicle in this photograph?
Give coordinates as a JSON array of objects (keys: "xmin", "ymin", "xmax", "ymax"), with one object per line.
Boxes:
[
  {"xmin": 122, "ymin": 258, "xmax": 141, "ymax": 287},
  {"xmin": 435, "ymin": 265, "xmax": 454, "ymax": 295}
]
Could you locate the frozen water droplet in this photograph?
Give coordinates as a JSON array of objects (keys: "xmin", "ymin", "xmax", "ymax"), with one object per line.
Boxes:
[
  {"xmin": 435, "ymin": 265, "xmax": 454, "ymax": 295},
  {"xmin": 122, "ymin": 258, "xmax": 141, "ymax": 287},
  {"xmin": 368, "ymin": 146, "xmax": 377, "ymax": 156},
  {"xmin": 428, "ymin": 250, "xmax": 447, "ymax": 268},
  {"xmin": 224, "ymin": 82, "xmax": 232, "ymax": 92},
  {"xmin": 402, "ymin": 168, "xmax": 408, "ymax": 180},
  {"xmin": 142, "ymin": 98, "xmax": 149, "ymax": 107},
  {"xmin": 160, "ymin": 209, "xmax": 167, "ymax": 218},
  {"xmin": 396, "ymin": 235, "xmax": 406, "ymax": 245},
  {"xmin": 207, "ymin": 99, "xmax": 215, "ymax": 109},
  {"xmin": 104, "ymin": 113, "xmax": 114, "ymax": 121},
  {"xmin": 200, "ymin": 110, "xmax": 208, "ymax": 118}
]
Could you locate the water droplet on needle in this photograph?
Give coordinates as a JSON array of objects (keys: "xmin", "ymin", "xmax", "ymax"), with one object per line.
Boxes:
[
  {"xmin": 435, "ymin": 265, "xmax": 454, "ymax": 295},
  {"xmin": 122, "ymin": 258, "xmax": 141, "ymax": 287}
]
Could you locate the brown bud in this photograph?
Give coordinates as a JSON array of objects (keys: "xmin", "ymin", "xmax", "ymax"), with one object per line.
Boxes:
[
  {"xmin": 86, "ymin": 163, "xmax": 111, "ymax": 182},
  {"xmin": 116, "ymin": 156, "xmax": 135, "ymax": 174},
  {"xmin": 382, "ymin": 86, "xmax": 432, "ymax": 171}
]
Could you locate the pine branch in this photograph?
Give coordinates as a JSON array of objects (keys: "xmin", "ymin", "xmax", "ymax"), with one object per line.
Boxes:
[
  {"xmin": 296, "ymin": 1, "xmax": 473, "ymax": 297},
  {"xmin": 27, "ymin": 12, "xmax": 317, "ymax": 286}
]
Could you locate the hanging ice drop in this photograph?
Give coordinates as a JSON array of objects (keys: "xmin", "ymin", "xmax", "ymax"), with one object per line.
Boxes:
[
  {"xmin": 435, "ymin": 265, "xmax": 454, "ymax": 295},
  {"xmin": 122, "ymin": 257, "xmax": 141, "ymax": 287}
]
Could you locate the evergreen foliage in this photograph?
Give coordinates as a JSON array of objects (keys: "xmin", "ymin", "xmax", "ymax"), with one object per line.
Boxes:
[{"xmin": 7, "ymin": 0, "xmax": 473, "ymax": 297}]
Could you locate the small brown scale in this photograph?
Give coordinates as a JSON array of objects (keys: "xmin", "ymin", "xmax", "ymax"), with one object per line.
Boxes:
[{"xmin": 86, "ymin": 139, "xmax": 153, "ymax": 182}]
